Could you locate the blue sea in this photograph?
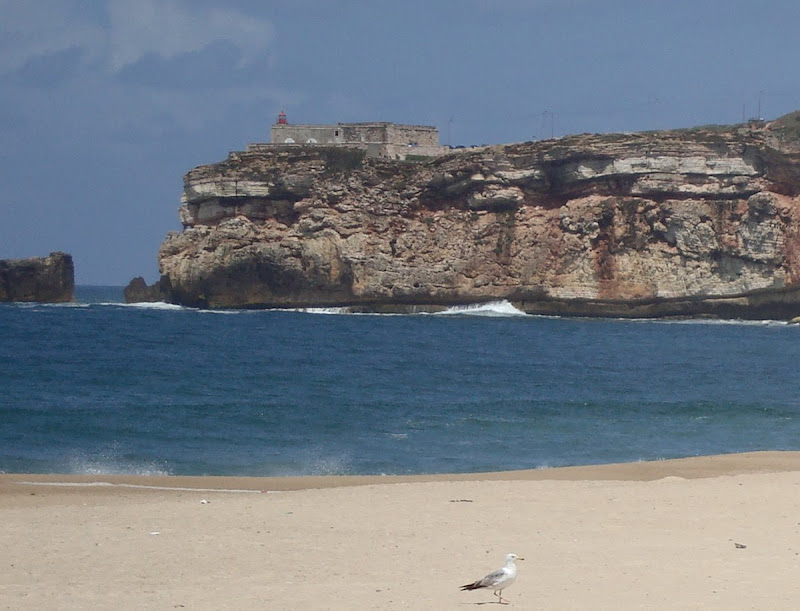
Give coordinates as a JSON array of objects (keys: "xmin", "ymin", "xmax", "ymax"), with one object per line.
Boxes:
[{"xmin": 2, "ymin": 286, "xmax": 799, "ymax": 477}]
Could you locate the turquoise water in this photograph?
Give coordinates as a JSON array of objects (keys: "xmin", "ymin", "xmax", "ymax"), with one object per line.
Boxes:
[{"xmin": 1, "ymin": 287, "xmax": 799, "ymax": 476}]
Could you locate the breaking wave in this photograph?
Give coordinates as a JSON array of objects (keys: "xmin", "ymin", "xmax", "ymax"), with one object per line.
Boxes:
[
  {"xmin": 435, "ymin": 300, "xmax": 527, "ymax": 317},
  {"xmin": 65, "ymin": 446, "xmax": 171, "ymax": 477},
  {"xmin": 116, "ymin": 301, "xmax": 185, "ymax": 311}
]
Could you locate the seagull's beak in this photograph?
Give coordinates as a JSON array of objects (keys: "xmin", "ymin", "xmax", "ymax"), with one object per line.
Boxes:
[{"xmin": 518, "ymin": 557, "xmax": 525, "ymax": 561}]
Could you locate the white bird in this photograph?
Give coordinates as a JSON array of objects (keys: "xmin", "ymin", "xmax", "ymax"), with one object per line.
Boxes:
[{"xmin": 460, "ymin": 552, "xmax": 523, "ymax": 604}]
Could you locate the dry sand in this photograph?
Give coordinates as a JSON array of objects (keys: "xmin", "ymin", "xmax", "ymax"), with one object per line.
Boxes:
[{"xmin": 3, "ymin": 452, "xmax": 800, "ymax": 609}]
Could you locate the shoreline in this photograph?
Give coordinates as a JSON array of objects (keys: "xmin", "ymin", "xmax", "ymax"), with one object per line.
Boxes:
[
  {"xmin": 69, "ymin": 286, "xmax": 800, "ymax": 322},
  {"xmin": 5, "ymin": 451, "xmax": 800, "ymax": 608},
  {"xmin": 4, "ymin": 451, "xmax": 800, "ymax": 497}
]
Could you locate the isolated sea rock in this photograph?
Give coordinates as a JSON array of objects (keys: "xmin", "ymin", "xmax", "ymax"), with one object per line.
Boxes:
[
  {"xmin": 124, "ymin": 275, "xmax": 172, "ymax": 303},
  {"xmin": 134, "ymin": 112, "xmax": 800, "ymax": 318},
  {"xmin": 0, "ymin": 252, "xmax": 74, "ymax": 303}
]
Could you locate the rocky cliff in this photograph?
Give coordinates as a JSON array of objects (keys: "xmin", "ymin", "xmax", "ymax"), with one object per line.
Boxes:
[
  {"xmin": 132, "ymin": 112, "xmax": 800, "ymax": 318},
  {"xmin": 0, "ymin": 252, "xmax": 74, "ymax": 303}
]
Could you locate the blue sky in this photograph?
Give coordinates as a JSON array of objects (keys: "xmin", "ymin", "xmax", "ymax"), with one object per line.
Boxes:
[{"xmin": 2, "ymin": 0, "xmax": 800, "ymax": 284}]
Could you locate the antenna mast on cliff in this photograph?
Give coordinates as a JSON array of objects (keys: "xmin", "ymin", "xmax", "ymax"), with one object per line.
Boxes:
[
  {"xmin": 651, "ymin": 97, "xmax": 659, "ymax": 130},
  {"xmin": 541, "ymin": 110, "xmax": 555, "ymax": 139}
]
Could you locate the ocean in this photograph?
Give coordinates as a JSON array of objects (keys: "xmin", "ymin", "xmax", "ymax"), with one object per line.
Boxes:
[{"xmin": 1, "ymin": 286, "xmax": 799, "ymax": 477}]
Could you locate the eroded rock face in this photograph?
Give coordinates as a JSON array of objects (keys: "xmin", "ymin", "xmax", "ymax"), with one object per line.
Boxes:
[
  {"xmin": 137, "ymin": 117, "xmax": 800, "ymax": 317},
  {"xmin": 0, "ymin": 252, "xmax": 74, "ymax": 303},
  {"xmin": 123, "ymin": 275, "xmax": 172, "ymax": 303}
]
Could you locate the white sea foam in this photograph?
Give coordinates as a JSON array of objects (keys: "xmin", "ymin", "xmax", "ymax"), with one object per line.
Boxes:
[
  {"xmin": 117, "ymin": 301, "xmax": 185, "ymax": 311},
  {"xmin": 193, "ymin": 308, "xmax": 249, "ymax": 315},
  {"xmin": 646, "ymin": 318, "xmax": 791, "ymax": 328},
  {"xmin": 293, "ymin": 307, "xmax": 409, "ymax": 317},
  {"xmin": 299, "ymin": 306, "xmax": 352, "ymax": 315},
  {"xmin": 276, "ymin": 301, "xmax": 530, "ymax": 317},
  {"xmin": 127, "ymin": 304, "xmax": 252, "ymax": 314},
  {"xmin": 6, "ymin": 301, "xmax": 89, "ymax": 310},
  {"xmin": 435, "ymin": 300, "xmax": 527, "ymax": 317},
  {"xmin": 43, "ymin": 302, "xmax": 92, "ymax": 308},
  {"xmin": 299, "ymin": 451, "xmax": 354, "ymax": 475},
  {"xmin": 266, "ymin": 305, "xmax": 354, "ymax": 315},
  {"xmin": 66, "ymin": 447, "xmax": 171, "ymax": 477},
  {"xmin": 15, "ymin": 481, "xmax": 267, "ymax": 493},
  {"xmin": 71, "ymin": 462, "xmax": 171, "ymax": 477}
]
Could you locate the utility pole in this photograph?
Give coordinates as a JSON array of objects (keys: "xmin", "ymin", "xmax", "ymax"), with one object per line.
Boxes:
[
  {"xmin": 447, "ymin": 116, "xmax": 452, "ymax": 147},
  {"xmin": 541, "ymin": 110, "xmax": 554, "ymax": 139},
  {"xmin": 651, "ymin": 97, "xmax": 659, "ymax": 130}
]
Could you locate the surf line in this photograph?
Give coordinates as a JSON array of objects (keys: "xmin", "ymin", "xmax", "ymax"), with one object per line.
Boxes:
[{"xmin": 14, "ymin": 480, "xmax": 276, "ymax": 493}]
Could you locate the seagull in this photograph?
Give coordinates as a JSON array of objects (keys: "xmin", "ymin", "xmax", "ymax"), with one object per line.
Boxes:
[{"xmin": 460, "ymin": 552, "xmax": 523, "ymax": 604}]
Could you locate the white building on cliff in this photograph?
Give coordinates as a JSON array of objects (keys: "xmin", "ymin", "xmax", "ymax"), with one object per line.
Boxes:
[{"xmin": 268, "ymin": 111, "xmax": 447, "ymax": 160}]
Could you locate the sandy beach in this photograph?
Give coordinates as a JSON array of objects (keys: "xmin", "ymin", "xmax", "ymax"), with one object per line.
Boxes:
[{"xmin": 3, "ymin": 451, "xmax": 800, "ymax": 609}]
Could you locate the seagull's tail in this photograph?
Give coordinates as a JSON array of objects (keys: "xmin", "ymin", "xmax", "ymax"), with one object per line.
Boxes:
[{"xmin": 460, "ymin": 581, "xmax": 483, "ymax": 591}]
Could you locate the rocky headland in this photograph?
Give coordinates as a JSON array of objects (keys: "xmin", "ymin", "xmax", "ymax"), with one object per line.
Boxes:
[
  {"xmin": 0, "ymin": 252, "xmax": 74, "ymax": 303},
  {"xmin": 129, "ymin": 112, "xmax": 800, "ymax": 318}
]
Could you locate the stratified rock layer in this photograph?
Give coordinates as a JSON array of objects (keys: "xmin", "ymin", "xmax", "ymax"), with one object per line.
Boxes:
[
  {"xmin": 140, "ymin": 114, "xmax": 800, "ymax": 318},
  {"xmin": 0, "ymin": 252, "xmax": 74, "ymax": 303}
]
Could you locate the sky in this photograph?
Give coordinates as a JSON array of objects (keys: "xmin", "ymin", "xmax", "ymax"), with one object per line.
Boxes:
[{"xmin": 2, "ymin": 0, "xmax": 800, "ymax": 285}]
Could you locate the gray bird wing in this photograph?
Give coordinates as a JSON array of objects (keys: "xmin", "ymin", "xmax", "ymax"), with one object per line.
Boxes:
[{"xmin": 477, "ymin": 568, "xmax": 507, "ymax": 587}]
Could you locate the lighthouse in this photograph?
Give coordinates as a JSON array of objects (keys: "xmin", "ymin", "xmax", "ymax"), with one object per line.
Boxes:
[{"xmin": 277, "ymin": 110, "xmax": 287, "ymax": 125}]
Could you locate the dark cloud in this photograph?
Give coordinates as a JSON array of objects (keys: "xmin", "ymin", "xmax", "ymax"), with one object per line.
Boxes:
[
  {"xmin": 7, "ymin": 47, "xmax": 86, "ymax": 88},
  {"xmin": 113, "ymin": 41, "xmax": 272, "ymax": 90}
]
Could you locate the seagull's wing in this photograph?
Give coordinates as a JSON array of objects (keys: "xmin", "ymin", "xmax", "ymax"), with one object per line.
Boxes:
[
  {"xmin": 460, "ymin": 567, "xmax": 508, "ymax": 590},
  {"xmin": 477, "ymin": 567, "xmax": 508, "ymax": 588}
]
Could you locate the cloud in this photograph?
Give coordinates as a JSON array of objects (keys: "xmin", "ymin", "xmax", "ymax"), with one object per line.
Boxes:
[
  {"xmin": 105, "ymin": 0, "xmax": 274, "ymax": 73},
  {"xmin": 0, "ymin": 1, "xmax": 286, "ymax": 137},
  {"xmin": 0, "ymin": 0, "xmax": 275, "ymax": 76},
  {"xmin": 0, "ymin": 0, "xmax": 100, "ymax": 75}
]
